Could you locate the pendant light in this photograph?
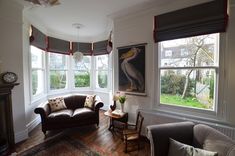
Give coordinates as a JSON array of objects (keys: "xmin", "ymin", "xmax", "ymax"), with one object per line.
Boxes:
[{"xmin": 73, "ymin": 23, "xmax": 84, "ymax": 63}]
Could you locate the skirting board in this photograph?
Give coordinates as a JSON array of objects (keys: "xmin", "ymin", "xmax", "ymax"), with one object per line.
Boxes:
[
  {"xmin": 14, "ymin": 129, "xmax": 28, "ymax": 143},
  {"xmin": 14, "ymin": 116, "xmax": 41, "ymax": 143},
  {"xmin": 26, "ymin": 116, "xmax": 41, "ymax": 132}
]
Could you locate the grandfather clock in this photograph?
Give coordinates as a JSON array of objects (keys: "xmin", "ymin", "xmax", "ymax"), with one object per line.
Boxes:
[{"xmin": 0, "ymin": 83, "xmax": 19, "ymax": 156}]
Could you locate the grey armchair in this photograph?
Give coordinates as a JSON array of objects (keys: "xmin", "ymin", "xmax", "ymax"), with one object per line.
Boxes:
[{"xmin": 146, "ymin": 122, "xmax": 235, "ymax": 156}]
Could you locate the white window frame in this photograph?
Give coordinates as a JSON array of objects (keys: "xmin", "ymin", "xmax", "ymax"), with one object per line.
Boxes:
[
  {"xmin": 48, "ymin": 53, "xmax": 69, "ymax": 93},
  {"xmin": 72, "ymin": 55, "xmax": 92, "ymax": 90},
  {"xmin": 156, "ymin": 33, "xmax": 223, "ymax": 117},
  {"xmin": 94, "ymin": 54, "xmax": 110, "ymax": 92},
  {"xmin": 30, "ymin": 46, "xmax": 46, "ymax": 101}
]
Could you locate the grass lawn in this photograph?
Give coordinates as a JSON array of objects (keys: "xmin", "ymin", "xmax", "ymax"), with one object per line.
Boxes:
[{"xmin": 160, "ymin": 94, "xmax": 208, "ymax": 109}]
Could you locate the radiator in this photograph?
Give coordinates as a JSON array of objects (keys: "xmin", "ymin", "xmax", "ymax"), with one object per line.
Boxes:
[{"xmin": 140, "ymin": 109, "xmax": 235, "ymax": 140}]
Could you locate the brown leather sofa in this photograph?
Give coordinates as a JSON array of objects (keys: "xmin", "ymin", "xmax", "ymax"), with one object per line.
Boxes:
[
  {"xmin": 34, "ymin": 94, "xmax": 103, "ymax": 134},
  {"xmin": 147, "ymin": 122, "xmax": 235, "ymax": 156}
]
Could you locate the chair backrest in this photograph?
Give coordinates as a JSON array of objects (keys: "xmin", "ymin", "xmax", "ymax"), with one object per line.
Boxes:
[{"xmin": 135, "ymin": 112, "xmax": 144, "ymax": 135}]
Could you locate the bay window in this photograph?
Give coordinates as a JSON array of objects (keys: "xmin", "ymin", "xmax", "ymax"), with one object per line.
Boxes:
[
  {"xmin": 31, "ymin": 46, "xmax": 45, "ymax": 97},
  {"xmin": 73, "ymin": 56, "xmax": 91, "ymax": 88},
  {"xmin": 49, "ymin": 53, "xmax": 68, "ymax": 90},
  {"xmin": 95, "ymin": 55, "xmax": 109, "ymax": 89}
]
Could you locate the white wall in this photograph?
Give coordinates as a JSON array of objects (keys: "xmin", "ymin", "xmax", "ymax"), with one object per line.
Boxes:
[
  {"xmin": 113, "ymin": 0, "xmax": 235, "ymax": 126},
  {"xmin": 0, "ymin": 0, "xmax": 28, "ymax": 142}
]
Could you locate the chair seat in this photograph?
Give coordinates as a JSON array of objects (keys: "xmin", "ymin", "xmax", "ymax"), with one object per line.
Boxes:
[{"xmin": 124, "ymin": 133, "xmax": 139, "ymax": 141}]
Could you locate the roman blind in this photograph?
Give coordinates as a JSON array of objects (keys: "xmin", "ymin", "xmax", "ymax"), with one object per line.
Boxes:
[
  {"xmin": 47, "ymin": 37, "xmax": 70, "ymax": 55},
  {"xmin": 71, "ymin": 42, "xmax": 92, "ymax": 55},
  {"xmin": 154, "ymin": 0, "xmax": 228, "ymax": 42},
  {"xmin": 30, "ymin": 26, "xmax": 47, "ymax": 50},
  {"xmin": 93, "ymin": 40, "xmax": 113, "ymax": 56}
]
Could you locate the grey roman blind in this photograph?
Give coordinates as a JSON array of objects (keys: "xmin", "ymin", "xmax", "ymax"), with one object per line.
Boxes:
[
  {"xmin": 93, "ymin": 40, "xmax": 112, "ymax": 56},
  {"xmin": 154, "ymin": 0, "xmax": 228, "ymax": 42},
  {"xmin": 30, "ymin": 26, "xmax": 47, "ymax": 50},
  {"xmin": 72, "ymin": 42, "xmax": 92, "ymax": 55},
  {"xmin": 47, "ymin": 37, "xmax": 70, "ymax": 55}
]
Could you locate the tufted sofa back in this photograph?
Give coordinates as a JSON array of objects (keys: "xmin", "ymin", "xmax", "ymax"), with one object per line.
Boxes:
[
  {"xmin": 63, "ymin": 95, "xmax": 87, "ymax": 110},
  {"xmin": 193, "ymin": 124, "xmax": 235, "ymax": 156}
]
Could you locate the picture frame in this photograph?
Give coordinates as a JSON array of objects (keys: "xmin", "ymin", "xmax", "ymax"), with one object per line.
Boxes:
[{"xmin": 117, "ymin": 43, "xmax": 147, "ymax": 96}]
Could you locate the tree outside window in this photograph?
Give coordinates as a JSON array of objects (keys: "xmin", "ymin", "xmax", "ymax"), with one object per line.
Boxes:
[
  {"xmin": 95, "ymin": 55, "xmax": 108, "ymax": 89},
  {"xmin": 74, "ymin": 56, "xmax": 91, "ymax": 88},
  {"xmin": 159, "ymin": 33, "xmax": 219, "ymax": 110},
  {"xmin": 49, "ymin": 53, "xmax": 68, "ymax": 90}
]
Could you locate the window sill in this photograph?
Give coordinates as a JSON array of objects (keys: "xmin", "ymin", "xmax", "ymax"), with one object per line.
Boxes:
[{"xmin": 156, "ymin": 103, "xmax": 219, "ymax": 121}]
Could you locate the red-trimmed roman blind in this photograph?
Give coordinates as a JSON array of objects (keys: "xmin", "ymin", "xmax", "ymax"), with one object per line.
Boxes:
[
  {"xmin": 30, "ymin": 26, "xmax": 47, "ymax": 50},
  {"xmin": 47, "ymin": 37, "xmax": 70, "ymax": 55},
  {"xmin": 71, "ymin": 42, "xmax": 92, "ymax": 55},
  {"xmin": 154, "ymin": 0, "xmax": 228, "ymax": 42},
  {"xmin": 93, "ymin": 40, "xmax": 113, "ymax": 56}
]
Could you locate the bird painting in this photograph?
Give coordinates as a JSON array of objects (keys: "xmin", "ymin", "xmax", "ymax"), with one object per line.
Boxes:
[{"xmin": 120, "ymin": 47, "xmax": 145, "ymax": 92}]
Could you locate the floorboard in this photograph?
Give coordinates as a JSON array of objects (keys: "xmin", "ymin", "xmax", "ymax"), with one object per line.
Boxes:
[{"xmin": 15, "ymin": 110, "xmax": 150, "ymax": 156}]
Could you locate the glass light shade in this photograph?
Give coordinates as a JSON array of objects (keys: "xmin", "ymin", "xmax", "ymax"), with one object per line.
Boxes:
[{"xmin": 73, "ymin": 51, "xmax": 84, "ymax": 63}]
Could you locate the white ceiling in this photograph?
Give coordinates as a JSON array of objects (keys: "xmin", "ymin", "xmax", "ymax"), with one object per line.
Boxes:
[
  {"xmin": 18, "ymin": 0, "xmax": 210, "ymax": 42},
  {"xmin": 19, "ymin": 0, "xmax": 163, "ymax": 42}
]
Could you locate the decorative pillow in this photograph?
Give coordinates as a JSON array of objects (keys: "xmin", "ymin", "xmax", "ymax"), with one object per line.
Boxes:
[
  {"xmin": 168, "ymin": 138, "xmax": 218, "ymax": 156},
  {"xmin": 48, "ymin": 97, "xmax": 67, "ymax": 112},
  {"xmin": 84, "ymin": 95, "xmax": 96, "ymax": 110}
]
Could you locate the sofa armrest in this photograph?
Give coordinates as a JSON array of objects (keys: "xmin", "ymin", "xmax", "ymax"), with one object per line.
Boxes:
[
  {"xmin": 146, "ymin": 121, "xmax": 195, "ymax": 156},
  {"xmin": 34, "ymin": 102, "xmax": 50, "ymax": 122},
  {"xmin": 94, "ymin": 100, "xmax": 104, "ymax": 111}
]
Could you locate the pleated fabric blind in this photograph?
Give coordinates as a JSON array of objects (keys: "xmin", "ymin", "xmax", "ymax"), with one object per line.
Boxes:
[
  {"xmin": 71, "ymin": 42, "xmax": 92, "ymax": 55},
  {"xmin": 93, "ymin": 40, "xmax": 113, "ymax": 56},
  {"xmin": 154, "ymin": 0, "xmax": 228, "ymax": 42},
  {"xmin": 30, "ymin": 26, "xmax": 47, "ymax": 50},
  {"xmin": 47, "ymin": 37, "xmax": 70, "ymax": 55}
]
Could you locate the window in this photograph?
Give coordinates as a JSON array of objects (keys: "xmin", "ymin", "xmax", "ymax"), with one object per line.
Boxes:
[
  {"xmin": 31, "ymin": 46, "xmax": 45, "ymax": 96},
  {"xmin": 165, "ymin": 50, "xmax": 172, "ymax": 57},
  {"xmin": 95, "ymin": 55, "xmax": 109, "ymax": 89},
  {"xmin": 73, "ymin": 56, "xmax": 91, "ymax": 88},
  {"xmin": 49, "ymin": 53, "xmax": 68, "ymax": 90},
  {"xmin": 159, "ymin": 33, "xmax": 219, "ymax": 111}
]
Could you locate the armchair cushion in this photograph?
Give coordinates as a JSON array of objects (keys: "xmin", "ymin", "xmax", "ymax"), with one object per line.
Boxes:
[
  {"xmin": 73, "ymin": 108, "xmax": 95, "ymax": 119},
  {"xmin": 168, "ymin": 138, "xmax": 218, "ymax": 156},
  {"xmin": 48, "ymin": 109, "xmax": 73, "ymax": 118}
]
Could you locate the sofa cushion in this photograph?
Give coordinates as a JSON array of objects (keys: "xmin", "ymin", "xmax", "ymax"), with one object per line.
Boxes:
[
  {"xmin": 84, "ymin": 95, "xmax": 96, "ymax": 110},
  {"xmin": 48, "ymin": 97, "xmax": 67, "ymax": 112},
  {"xmin": 168, "ymin": 138, "xmax": 218, "ymax": 156},
  {"xmin": 48, "ymin": 109, "xmax": 73, "ymax": 118},
  {"xmin": 73, "ymin": 108, "xmax": 95, "ymax": 119}
]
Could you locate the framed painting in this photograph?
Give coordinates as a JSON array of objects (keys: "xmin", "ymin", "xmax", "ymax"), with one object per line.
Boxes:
[{"xmin": 117, "ymin": 43, "xmax": 146, "ymax": 96}]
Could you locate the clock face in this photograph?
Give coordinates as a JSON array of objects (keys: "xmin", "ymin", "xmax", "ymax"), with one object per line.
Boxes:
[{"xmin": 2, "ymin": 72, "xmax": 18, "ymax": 84}]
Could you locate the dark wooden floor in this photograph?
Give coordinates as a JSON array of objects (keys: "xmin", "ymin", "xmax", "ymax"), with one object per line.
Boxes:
[{"xmin": 15, "ymin": 110, "xmax": 150, "ymax": 156}]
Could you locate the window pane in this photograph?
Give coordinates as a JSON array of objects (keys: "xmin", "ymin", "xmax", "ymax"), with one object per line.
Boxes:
[
  {"xmin": 74, "ymin": 71, "xmax": 90, "ymax": 87},
  {"xmin": 160, "ymin": 33, "xmax": 219, "ymax": 67},
  {"xmin": 160, "ymin": 69, "xmax": 215, "ymax": 110},
  {"xmin": 74, "ymin": 56, "xmax": 91, "ymax": 70},
  {"xmin": 96, "ymin": 71, "xmax": 108, "ymax": 88},
  {"xmin": 31, "ymin": 46, "xmax": 43, "ymax": 68},
  {"xmin": 49, "ymin": 53, "xmax": 67, "ymax": 69},
  {"xmin": 96, "ymin": 55, "xmax": 108, "ymax": 70},
  {"xmin": 32, "ymin": 70, "xmax": 44, "ymax": 96},
  {"xmin": 50, "ymin": 70, "xmax": 67, "ymax": 90}
]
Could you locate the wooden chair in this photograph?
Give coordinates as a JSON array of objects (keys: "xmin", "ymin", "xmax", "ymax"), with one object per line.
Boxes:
[{"xmin": 123, "ymin": 112, "xmax": 144, "ymax": 153}]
